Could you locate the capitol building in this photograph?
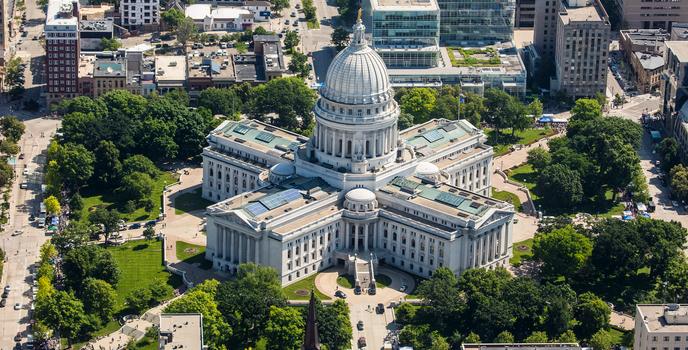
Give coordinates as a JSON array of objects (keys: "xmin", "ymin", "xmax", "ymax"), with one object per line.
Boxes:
[{"xmin": 202, "ymin": 18, "xmax": 515, "ymax": 285}]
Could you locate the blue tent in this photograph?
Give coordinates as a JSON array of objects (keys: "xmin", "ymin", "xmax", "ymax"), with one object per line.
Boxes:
[
  {"xmin": 538, "ymin": 116, "xmax": 553, "ymax": 123},
  {"xmin": 650, "ymin": 130, "xmax": 661, "ymax": 141}
]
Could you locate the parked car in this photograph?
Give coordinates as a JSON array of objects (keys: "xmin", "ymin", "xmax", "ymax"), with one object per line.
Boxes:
[
  {"xmin": 353, "ymin": 286, "xmax": 361, "ymax": 295},
  {"xmin": 19, "ymin": 183, "xmax": 28, "ymax": 189},
  {"xmin": 151, "ymin": 38, "xmax": 161, "ymax": 43},
  {"xmin": 0, "ymin": 298, "xmax": 6, "ymax": 307},
  {"xmin": 14, "ymin": 303, "xmax": 21, "ymax": 310},
  {"xmin": 334, "ymin": 290, "xmax": 347, "ymax": 299},
  {"xmin": 22, "ymin": 169, "xmax": 29, "ymax": 176},
  {"xmin": 14, "ymin": 332, "xmax": 21, "ymax": 342},
  {"xmin": 18, "ymin": 153, "xmax": 25, "ymax": 159},
  {"xmin": 145, "ymin": 220, "xmax": 157, "ymax": 227},
  {"xmin": 357, "ymin": 337, "xmax": 367, "ymax": 349},
  {"xmin": 11, "ymin": 230, "xmax": 23, "ymax": 236},
  {"xmin": 376, "ymin": 303, "xmax": 384, "ymax": 314},
  {"xmin": 290, "ymin": 11, "xmax": 296, "ymax": 17},
  {"xmin": 399, "ymin": 284, "xmax": 407, "ymax": 292},
  {"xmin": 4, "ymin": 285, "xmax": 10, "ymax": 292},
  {"xmin": 129, "ymin": 222, "xmax": 142, "ymax": 229}
]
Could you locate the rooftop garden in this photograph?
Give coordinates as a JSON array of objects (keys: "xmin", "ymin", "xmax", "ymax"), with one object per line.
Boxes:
[{"xmin": 447, "ymin": 47, "xmax": 501, "ymax": 67}]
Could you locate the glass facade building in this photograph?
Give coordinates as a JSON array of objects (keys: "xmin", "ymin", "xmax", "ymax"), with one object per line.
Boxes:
[
  {"xmin": 368, "ymin": 0, "xmax": 441, "ymax": 68},
  {"xmin": 437, "ymin": 0, "xmax": 516, "ymax": 45}
]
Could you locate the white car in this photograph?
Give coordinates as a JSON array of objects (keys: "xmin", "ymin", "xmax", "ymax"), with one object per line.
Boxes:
[
  {"xmin": 399, "ymin": 285, "xmax": 407, "ymax": 292},
  {"xmin": 22, "ymin": 169, "xmax": 29, "ymax": 176},
  {"xmin": 14, "ymin": 303, "xmax": 21, "ymax": 310}
]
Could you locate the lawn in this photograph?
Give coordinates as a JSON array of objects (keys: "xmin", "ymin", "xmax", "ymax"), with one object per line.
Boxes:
[
  {"xmin": 491, "ymin": 187, "xmax": 523, "ymax": 212},
  {"xmin": 174, "ymin": 188, "xmax": 213, "ymax": 215},
  {"xmin": 486, "ymin": 128, "xmax": 556, "ymax": 156},
  {"xmin": 106, "ymin": 240, "xmax": 182, "ymax": 308},
  {"xmin": 306, "ymin": 20, "xmax": 319, "ymax": 29},
  {"xmin": 506, "ymin": 163, "xmax": 538, "ymax": 193},
  {"xmin": 80, "ymin": 172, "xmax": 178, "ymax": 223},
  {"xmin": 608, "ymin": 327, "xmax": 632, "ymax": 346},
  {"xmin": 510, "ymin": 238, "xmax": 534, "ymax": 267},
  {"xmin": 175, "ymin": 241, "xmax": 212, "ymax": 269},
  {"xmin": 337, "ymin": 274, "xmax": 392, "ymax": 289},
  {"xmin": 283, "ymin": 273, "xmax": 330, "ymax": 301}
]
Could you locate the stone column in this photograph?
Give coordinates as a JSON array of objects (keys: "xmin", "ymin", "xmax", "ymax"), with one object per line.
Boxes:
[
  {"xmin": 331, "ymin": 129, "xmax": 336, "ymax": 155},
  {"xmin": 216, "ymin": 226, "xmax": 223, "ymax": 259},
  {"xmin": 227, "ymin": 230, "xmax": 233, "ymax": 262},
  {"xmin": 354, "ymin": 224, "xmax": 359, "ymax": 252},
  {"xmin": 344, "ymin": 222, "xmax": 350, "ymax": 250},
  {"xmin": 255, "ymin": 237, "xmax": 260, "ymax": 264},
  {"xmin": 363, "ymin": 224, "xmax": 369, "ymax": 251},
  {"xmin": 238, "ymin": 234, "xmax": 244, "ymax": 263}
]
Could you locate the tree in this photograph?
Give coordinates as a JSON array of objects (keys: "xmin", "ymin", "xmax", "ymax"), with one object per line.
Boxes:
[
  {"xmin": 143, "ymin": 226, "xmax": 156, "ymax": 240},
  {"xmin": 100, "ymin": 37, "xmax": 122, "ymax": 51},
  {"xmin": 465, "ymin": 332, "xmax": 481, "ymax": 343},
  {"xmin": 0, "ymin": 116, "xmax": 25, "ymax": 142},
  {"xmin": 4, "ymin": 58, "xmax": 25, "ymax": 93},
  {"xmin": 149, "ymin": 279, "xmax": 174, "ymax": 302},
  {"xmin": 589, "ymin": 218, "xmax": 648, "ymax": 281},
  {"xmin": 137, "ymin": 118, "xmax": 178, "ymax": 161},
  {"xmin": 249, "ymin": 77, "xmax": 316, "ymax": 133},
  {"xmin": 662, "ymin": 256, "xmax": 688, "ymax": 302},
  {"xmin": 52, "ymin": 222, "xmax": 90, "ymax": 254},
  {"xmin": 216, "ymin": 263, "xmax": 286, "ymax": 348},
  {"xmin": 556, "ymin": 330, "xmax": 578, "ymax": 343},
  {"xmin": 289, "ymin": 52, "xmax": 311, "ymax": 78},
  {"xmin": 126, "ymin": 287, "xmax": 153, "ymax": 314},
  {"xmin": 162, "ymin": 8, "xmax": 186, "ymax": 28},
  {"xmin": 594, "ymin": 92, "xmax": 608, "ymax": 109},
  {"xmin": 176, "ymin": 17, "xmax": 198, "ymax": 47},
  {"xmin": 395, "ymin": 302, "xmax": 418, "ymax": 324},
  {"xmin": 331, "ymin": 28, "xmax": 350, "ymax": 51},
  {"xmin": 484, "ymin": 88, "xmax": 515, "ymax": 139},
  {"xmin": 53, "ymin": 143, "xmax": 95, "ymax": 190},
  {"xmin": 613, "ymin": 93, "xmax": 625, "ymax": 107},
  {"xmin": 494, "ymin": 331, "xmax": 515, "ymax": 343},
  {"xmin": 574, "ymin": 292, "xmax": 610, "ymax": 340},
  {"xmin": 671, "ymin": 164, "xmax": 688, "ymax": 201},
  {"xmin": 398, "ymin": 113, "xmax": 414, "ymax": 130},
  {"xmin": 198, "ymin": 88, "xmax": 242, "ymax": 117},
  {"xmin": 524, "ymin": 331, "xmax": 549, "ymax": 343},
  {"xmin": 82, "ymin": 278, "xmax": 117, "ymax": 322},
  {"xmin": 527, "ymin": 147, "xmax": 551, "ymax": 172},
  {"xmin": 122, "ymin": 154, "xmax": 159, "ymax": 178},
  {"xmin": 0, "ymin": 161, "xmax": 13, "ymax": 188},
  {"xmin": 570, "ymin": 98, "xmax": 603, "ymax": 121},
  {"xmin": 416, "ymin": 267, "xmax": 464, "ymax": 332},
  {"xmin": 39, "ymin": 241, "xmax": 58, "ymax": 263},
  {"xmin": 270, "ymin": 0, "xmax": 289, "ymax": 12},
  {"xmin": 265, "ymin": 306, "xmax": 304, "ymax": 350},
  {"xmin": 537, "ymin": 164, "xmax": 584, "ymax": 208},
  {"xmin": 400, "ymin": 88, "xmax": 437, "ymax": 124},
  {"xmin": 43, "ymin": 195, "xmax": 61, "ymax": 216},
  {"xmin": 658, "ymin": 138, "xmax": 681, "ymax": 173},
  {"xmin": 589, "ymin": 329, "xmax": 613, "ymax": 350},
  {"xmin": 35, "ymin": 291, "xmax": 88, "ymax": 345},
  {"xmin": 165, "ymin": 280, "xmax": 232, "ymax": 350},
  {"xmin": 461, "ymin": 93, "xmax": 486, "ymax": 127},
  {"xmin": 62, "ymin": 245, "xmax": 120, "ymax": 289},
  {"xmin": 0, "ymin": 139, "xmax": 20, "ymax": 155},
  {"xmin": 89, "ymin": 208, "xmax": 121, "ymax": 240},
  {"xmin": 118, "ymin": 171, "xmax": 154, "ymax": 201},
  {"xmin": 93, "ymin": 140, "xmax": 122, "ymax": 187},
  {"xmin": 533, "ymin": 226, "xmax": 592, "ymax": 280},
  {"xmin": 284, "ymin": 30, "xmax": 300, "ymax": 53},
  {"xmin": 528, "ymin": 98, "xmax": 544, "ymax": 118}
]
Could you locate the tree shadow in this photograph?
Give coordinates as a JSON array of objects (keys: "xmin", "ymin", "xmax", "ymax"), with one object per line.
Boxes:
[{"xmin": 132, "ymin": 243, "xmax": 150, "ymax": 251}]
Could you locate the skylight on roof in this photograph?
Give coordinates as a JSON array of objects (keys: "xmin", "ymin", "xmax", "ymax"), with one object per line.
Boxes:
[
  {"xmin": 234, "ymin": 124, "xmax": 251, "ymax": 135},
  {"xmin": 435, "ymin": 192, "xmax": 465, "ymax": 207},
  {"xmin": 422, "ymin": 129, "xmax": 443, "ymax": 143},
  {"xmin": 259, "ymin": 188, "xmax": 302, "ymax": 210},
  {"xmin": 256, "ymin": 131, "xmax": 276, "ymax": 143},
  {"xmin": 245, "ymin": 202, "xmax": 268, "ymax": 216}
]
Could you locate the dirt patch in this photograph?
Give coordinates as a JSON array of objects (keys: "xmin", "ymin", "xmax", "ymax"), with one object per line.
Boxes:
[
  {"xmin": 184, "ymin": 247, "xmax": 199, "ymax": 255},
  {"xmin": 517, "ymin": 245, "xmax": 529, "ymax": 251},
  {"xmin": 294, "ymin": 289, "xmax": 310, "ymax": 297}
]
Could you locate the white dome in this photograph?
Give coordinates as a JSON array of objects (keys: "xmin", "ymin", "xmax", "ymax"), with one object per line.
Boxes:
[
  {"xmin": 270, "ymin": 162, "xmax": 295, "ymax": 177},
  {"xmin": 319, "ymin": 21, "xmax": 392, "ymax": 105},
  {"xmin": 345, "ymin": 188, "xmax": 376, "ymax": 203},
  {"xmin": 416, "ymin": 162, "xmax": 440, "ymax": 176}
]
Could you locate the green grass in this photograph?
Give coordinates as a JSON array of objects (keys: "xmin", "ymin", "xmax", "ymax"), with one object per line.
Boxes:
[
  {"xmin": 283, "ymin": 273, "xmax": 330, "ymax": 301},
  {"xmin": 376, "ymin": 274, "xmax": 392, "ymax": 288},
  {"xmin": 80, "ymin": 172, "xmax": 178, "ymax": 223},
  {"xmin": 106, "ymin": 240, "xmax": 182, "ymax": 308},
  {"xmin": 174, "ymin": 188, "xmax": 213, "ymax": 215},
  {"xmin": 491, "ymin": 187, "xmax": 523, "ymax": 212},
  {"xmin": 510, "ymin": 238, "xmax": 534, "ymax": 267},
  {"xmin": 337, "ymin": 274, "xmax": 354, "ymax": 289},
  {"xmin": 506, "ymin": 163, "xmax": 538, "ymax": 191},
  {"xmin": 175, "ymin": 241, "xmax": 212, "ymax": 269},
  {"xmin": 307, "ymin": 20, "xmax": 319, "ymax": 29},
  {"xmin": 608, "ymin": 327, "xmax": 632, "ymax": 346},
  {"xmin": 486, "ymin": 128, "xmax": 556, "ymax": 156},
  {"xmin": 447, "ymin": 47, "xmax": 501, "ymax": 67}
]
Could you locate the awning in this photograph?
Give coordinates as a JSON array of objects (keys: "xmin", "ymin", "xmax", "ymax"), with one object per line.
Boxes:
[{"xmin": 538, "ymin": 116, "xmax": 553, "ymax": 123}]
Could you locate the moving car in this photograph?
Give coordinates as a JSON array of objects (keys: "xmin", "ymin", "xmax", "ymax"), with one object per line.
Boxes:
[
  {"xmin": 356, "ymin": 321, "xmax": 364, "ymax": 330},
  {"xmin": 130, "ymin": 222, "xmax": 142, "ymax": 229},
  {"xmin": 376, "ymin": 303, "xmax": 384, "ymax": 314},
  {"xmin": 0, "ymin": 299, "xmax": 7, "ymax": 307},
  {"xmin": 145, "ymin": 220, "xmax": 157, "ymax": 227},
  {"xmin": 399, "ymin": 284, "xmax": 407, "ymax": 292},
  {"xmin": 11, "ymin": 230, "xmax": 23, "ymax": 236},
  {"xmin": 14, "ymin": 332, "xmax": 21, "ymax": 342},
  {"xmin": 19, "ymin": 183, "xmax": 28, "ymax": 189},
  {"xmin": 334, "ymin": 290, "xmax": 346, "ymax": 299},
  {"xmin": 22, "ymin": 169, "xmax": 29, "ymax": 176},
  {"xmin": 357, "ymin": 337, "xmax": 367, "ymax": 349},
  {"xmin": 14, "ymin": 303, "xmax": 21, "ymax": 310}
]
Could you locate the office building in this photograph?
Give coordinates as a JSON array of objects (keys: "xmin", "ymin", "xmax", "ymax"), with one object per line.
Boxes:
[
  {"xmin": 154, "ymin": 55, "xmax": 186, "ymax": 93},
  {"xmin": 80, "ymin": 19, "xmax": 114, "ymax": 51},
  {"xmin": 159, "ymin": 314, "xmax": 206, "ymax": 350},
  {"xmin": 551, "ymin": 0, "xmax": 610, "ymax": 98},
  {"xmin": 663, "ymin": 41, "xmax": 688, "ymax": 155},
  {"xmin": 437, "ymin": 0, "xmax": 516, "ymax": 45},
  {"xmin": 515, "ymin": 0, "xmax": 536, "ymax": 27},
  {"xmin": 367, "ymin": 0, "xmax": 441, "ymax": 68},
  {"xmin": 634, "ymin": 304, "xmax": 688, "ymax": 350},
  {"xmin": 243, "ymin": 1, "xmax": 271, "ymax": 21},
  {"xmin": 619, "ymin": 29, "xmax": 670, "ymax": 93},
  {"xmin": 609, "ymin": 0, "xmax": 688, "ymax": 31},
  {"xmin": 45, "ymin": 0, "xmax": 80, "ymax": 104},
  {"xmin": 462, "ymin": 344, "xmax": 582, "ymax": 350},
  {"xmin": 533, "ymin": 0, "xmax": 562, "ymax": 59},
  {"xmin": 203, "ymin": 19, "xmax": 514, "ymax": 285},
  {"xmin": 185, "ymin": 4, "xmax": 253, "ymax": 31},
  {"xmin": 120, "ymin": 0, "xmax": 160, "ymax": 30},
  {"xmin": 671, "ymin": 23, "xmax": 688, "ymax": 41},
  {"xmin": 0, "ymin": 0, "xmax": 11, "ymax": 66}
]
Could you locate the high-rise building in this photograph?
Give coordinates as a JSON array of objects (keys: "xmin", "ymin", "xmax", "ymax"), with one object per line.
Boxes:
[
  {"xmin": 610, "ymin": 0, "xmax": 688, "ymax": 31},
  {"xmin": 0, "ymin": 0, "xmax": 10, "ymax": 66},
  {"xmin": 45, "ymin": 0, "xmax": 80, "ymax": 103},
  {"xmin": 120, "ymin": 0, "xmax": 160, "ymax": 30},
  {"xmin": 634, "ymin": 304, "xmax": 688, "ymax": 350},
  {"xmin": 663, "ymin": 41, "xmax": 688, "ymax": 151},
  {"xmin": 437, "ymin": 0, "xmax": 516, "ymax": 45},
  {"xmin": 515, "ymin": 0, "xmax": 536, "ymax": 27},
  {"xmin": 550, "ymin": 0, "xmax": 610, "ymax": 98},
  {"xmin": 533, "ymin": 0, "xmax": 562, "ymax": 59},
  {"xmin": 367, "ymin": 0, "xmax": 441, "ymax": 68}
]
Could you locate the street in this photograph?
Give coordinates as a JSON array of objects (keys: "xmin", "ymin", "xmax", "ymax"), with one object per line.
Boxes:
[{"xmin": 0, "ymin": 117, "xmax": 60, "ymax": 350}]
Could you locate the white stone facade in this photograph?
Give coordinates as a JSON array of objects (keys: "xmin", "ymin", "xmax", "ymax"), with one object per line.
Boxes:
[
  {"xmin": 635, "ymin": 304, "xmax": 688, "ymax": 350},
  {"xmin": 120, "ymin": 0, "xmax": 160, "ymax": 29},
  {"xmin": 202, "ymin": 18, "xmax": 513, "ymax": 286}
]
